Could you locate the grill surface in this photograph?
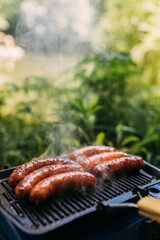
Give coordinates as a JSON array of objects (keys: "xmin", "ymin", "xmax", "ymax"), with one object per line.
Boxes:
[{"xmin": 0, "ymin": 162, "xmax": 157, "ymax": 235}]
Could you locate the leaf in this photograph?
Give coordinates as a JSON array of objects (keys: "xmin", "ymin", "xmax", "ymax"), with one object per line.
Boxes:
[
  {"xmin": 144, "ymin": 126, "xmax": 156, "ymax": 139},
  {"xmin": 87, "ymin": 115, "xmax": 96, "ymax": 130},
  {"xmin": 130, "ymin": 134, "xmax": 159, "ymax": 154},
  {"xmin": 116, "ymin": 123, "xmax": 124, "ymax": 144},
  {"xmin": 5, "ymin": 151, "xmax": 23, "ymax": 159},
  {"xmin": 96, "ymin": 132, "xmax": 105, "ymax": 145},
  {"xmin": 35, "ymin": 135, "xmax": 43, "ymax": 152},
  {"xmin": 140, "ymin": 134, "xmax": 159, "ymax": 146},
  {"xmin": 120, "ymin": 136, "xmax": 139, "ymax": 147},
  {"xmin": 116, "ymin": 123, "xmax": 137, "ymax": 145},
  {"xmin": 87, "ymin": 96, "xmax": 99, "ymax": 109},
  {"xmin": 87, "ymin": 105, "xmax": 103, "ymax": 117},
  {"xmin": 69, "ymin": 99, "xmax": 83, "ymax": 112}
]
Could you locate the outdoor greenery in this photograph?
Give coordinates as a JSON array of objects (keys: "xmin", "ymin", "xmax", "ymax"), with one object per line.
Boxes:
[
  {"xmin": 0, "ymin": 0, "xmax": 160, "ymax": 169},
  {"xmin": 63, "ymin": 52, "xmax": 160, "ymax": 165}
]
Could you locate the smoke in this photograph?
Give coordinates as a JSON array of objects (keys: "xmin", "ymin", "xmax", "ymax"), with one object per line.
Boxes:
[
  {"xmin": 15, "ymin": 0, "xmax": 98, "ymax": 54},
  {"xmin": 14, "ymin": 0, "xmax": 105, "ymax": 158},
  {"xmin": 41, "ymin": 123, "xmax": 77, "ymax": 158}
]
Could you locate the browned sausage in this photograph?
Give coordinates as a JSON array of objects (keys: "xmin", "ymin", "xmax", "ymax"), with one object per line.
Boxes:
[
  {"xmin": 92, "ymin": 156, "xmax": 145, "ymax": 177},
  {"xmin": 29, "ymin": 172, "xmax": 96, "ymax": 205},
  {"xmin": 8, "ymin": 157, "xmax": 76, "ymax": 187},
  {"xmin": 15, "ymin": 164, "xmax": 84, "ymax": 199},
  {"xmin": 68, "ymin": 145, "xmax": 116, "ymax": 162},
  {"xmin": 80, "ymin": 151, "xmax": 128, "ymax": 171}
]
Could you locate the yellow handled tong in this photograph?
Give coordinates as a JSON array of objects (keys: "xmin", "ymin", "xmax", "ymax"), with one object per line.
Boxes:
[{"xmin": 109, "ymin": 196, "xmax": 160, "ymax": 223}]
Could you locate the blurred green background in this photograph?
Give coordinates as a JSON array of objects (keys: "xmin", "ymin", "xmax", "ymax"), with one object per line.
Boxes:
[{"xmin": 0, "ymin": 0, "xmax": 160, "ymax": 169}]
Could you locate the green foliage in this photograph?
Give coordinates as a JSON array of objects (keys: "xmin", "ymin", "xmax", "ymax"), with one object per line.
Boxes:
[
  {"xmin": 0, "ymin": 115, "xmax": 49, "ymax": 168},
  {"xmin": 100, "ymin": 0, "xmax": 160, "ymax": 85},
  {"xmin": 115, "ymin": 124, "xmax": 159, "ymax": 158},
  {"xmin": 1, "ymin": 0, "xmax": 160, "ymax": 170},
  {"xmin": 63, "ymin": 52, "xmax": 160, "ymax": 166},
  {"xmin": 0, "ymin": 77, "xmax": 56, "ymax": 168},
  {"xmin": 73, "ymin": 53, "xmax": 136, "ymax": 130},
  {"xmin": 63, "ymin": 52, "xmax": 135, "ymax": 141},
  {"xmin": 66, "ymin": 87, "xmax": 102, "ymax": 144},
  {"xmin": 0, "ymin": 0, "xmax": 21, "ymax": 32}
]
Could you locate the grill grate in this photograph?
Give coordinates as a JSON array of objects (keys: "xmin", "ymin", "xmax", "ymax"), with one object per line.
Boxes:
[{"xmin": 0, "ymin": 169, "xmax": 156, "ymax": 234}]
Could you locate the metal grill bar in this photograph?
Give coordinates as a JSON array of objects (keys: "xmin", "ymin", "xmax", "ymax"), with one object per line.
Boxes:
[{"xmin": 0, "ymin": 168, "xmax": 156, "ymax": 234}]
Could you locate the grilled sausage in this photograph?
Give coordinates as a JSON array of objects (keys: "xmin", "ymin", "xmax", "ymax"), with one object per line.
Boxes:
[
  {"xmin": 68, "ymin": 145, "xmax": 116, "ymax": 162},
  {"xmin": 15, "ymin": 164, "xmax": 84, "ymax": 199},
  {"xmin": 29, "ymin": 171, "xmax": 96, "ymax": 204},
  {"xmin": 8, "ymin": 157, "xmax": 75, "ymax": 187},
  {"xmin": 92, "ymin": 156, "xmax": 145, "ymax": 177},
  {"xmin": 80, "ymin": 151, "xmax": 128, "ymax": 171}
]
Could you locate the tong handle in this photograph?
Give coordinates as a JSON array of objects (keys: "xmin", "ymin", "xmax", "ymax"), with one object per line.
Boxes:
[{"xmin": 137, "ymin": 197, "xmax": 160, "ymax": 223}]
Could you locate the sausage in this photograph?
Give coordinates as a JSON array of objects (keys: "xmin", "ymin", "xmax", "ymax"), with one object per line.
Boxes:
[
  {"xmin": 29, "ymin": 172, "xmax": 96, "ymax": 205},
  {"xmin": 68, "ymin": 145, "xmax": 116, "ymax": 162},
  {"xmin": 92, "ymin": 156, "xmax": 145, "ymax": 177},
  {"xmin": 15, "ymin": 164, "xmax": 84, "ymax": 199},
  {"xmin": 8, "ymin": 157, "xmax": 76, "ymax": 187},
  {"xmin": 80, "ymin": 151, "xmax": 128, "ymax": 171}
]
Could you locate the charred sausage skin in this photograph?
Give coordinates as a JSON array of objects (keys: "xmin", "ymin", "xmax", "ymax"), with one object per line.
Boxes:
[
  {"xmin": 68, "ymin": 145, "xmax": 116, "ymax": 162},
  {"xmin": 92, "ymin": 156, "xmax": 145, "ymax": 177},
  {"xmin": 15, "ymin": 164, "xmax": 84, "ymax": 199},
  {"xmin": 29, "ymin": 171, "xmax": 96, "ymax": 205},
  {"xmin": 8, "ymin": 157, "xmax": 76, "ymax": 187},
  {"xmin": 80, "ymin": 151, "xmax": 128, "ymax": 171}
]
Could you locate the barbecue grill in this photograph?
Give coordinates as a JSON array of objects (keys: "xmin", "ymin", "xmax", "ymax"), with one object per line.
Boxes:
[{"xmin": 0, "ymin": 160, "xmax": 160, "ymax": 240}]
